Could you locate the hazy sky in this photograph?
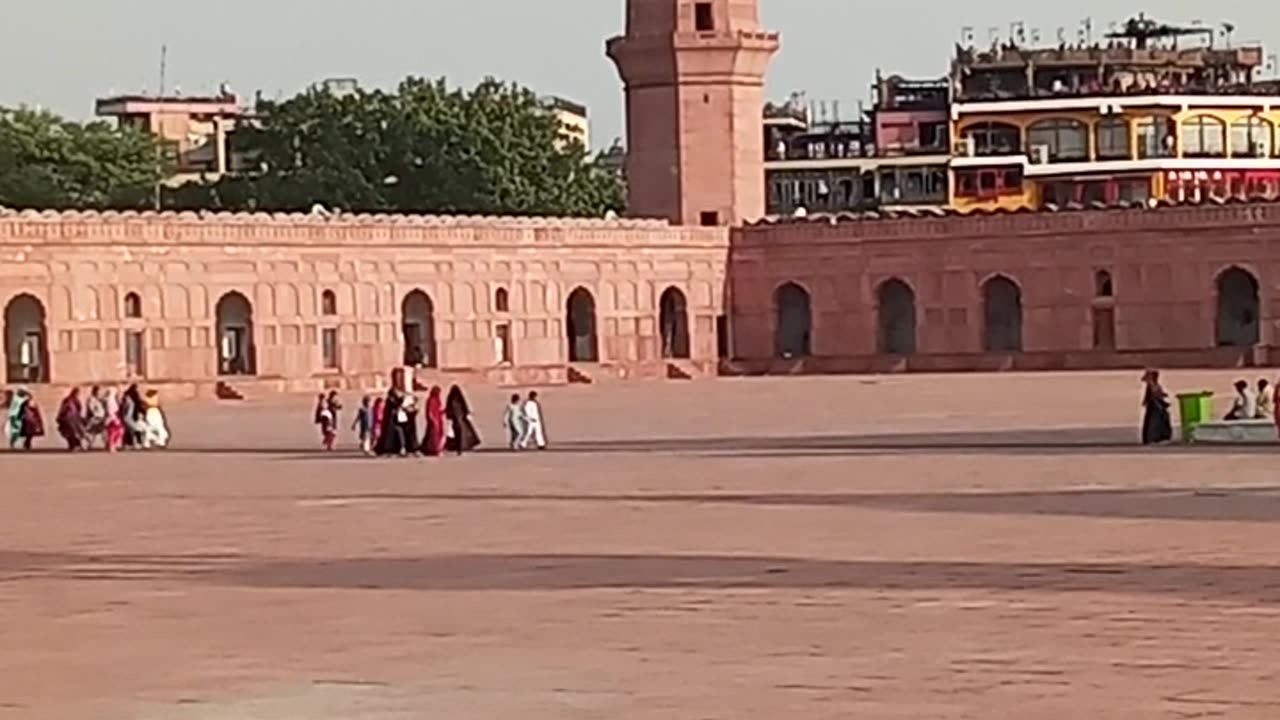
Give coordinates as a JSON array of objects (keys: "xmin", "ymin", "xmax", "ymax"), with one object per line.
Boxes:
[{"xmin": 3, "ymin": 0, "xmax": 1278, "ymax": 147}]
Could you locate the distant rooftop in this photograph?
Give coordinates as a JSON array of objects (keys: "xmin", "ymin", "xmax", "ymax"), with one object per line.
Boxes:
[
  {"xmin": 541, "ymin": 96, "xmax": 588, "ymax": 118},
  {"xmin": 952, "ymin": 14, "xmax": 1278, "ymax": 102},
  {"xmin": 95, "ymin": 93, "xmax": 242, "ymax": 114}
]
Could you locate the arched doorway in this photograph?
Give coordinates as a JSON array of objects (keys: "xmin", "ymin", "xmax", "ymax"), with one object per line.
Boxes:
[
  {"xmin": 774, "ymin": 282, "xmax": 812, "ymax": 358},
  {"xmin": 4, "ymin": 294, "xmax": 49, "ymax": 383},
  {"xmin": 1216, "ymin": 267, "xmax": 1260, "ymax": 347},
  {"xmin": 659, "ymin": 286, "xmax": 691, "ymax": 359},
  {"xmin": 566, "ymin": 287, "xmax": 599, "ymax": 362},
  {"xmin": 215, "ymin": 291, "xmax": 256, "ymax": 376},
  {"xmin": 982, "ymin": 275, "xmax": 1023, "ymax": 352},
  {"xmin": 877, "ymin": 278, "xmax": 917, "ymax": 355},
  {"xmin": 401, "ymin": 290, "xmax": 438, "ymax": 367}
]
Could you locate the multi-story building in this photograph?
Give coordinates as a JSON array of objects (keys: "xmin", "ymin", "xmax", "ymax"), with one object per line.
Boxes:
[
  {"xmin": 950, "ymin": 15, "xmax": 1280, "ymax": 212},
  {"xmin": 763, "ymin": 76, "xmax": 951, "ymax": 216},
  {"xmin": 541, "ymin": 95, "xmax": 591, "ymax": 150},
  {"xmin": 95, "ymin": 90, "xmax": 247, "ymax": 187}
]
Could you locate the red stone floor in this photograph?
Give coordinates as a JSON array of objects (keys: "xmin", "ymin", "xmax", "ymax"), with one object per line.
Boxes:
[{"xmin": 3, "ymin": 370, "xmax": 1280, "ymax": 719}]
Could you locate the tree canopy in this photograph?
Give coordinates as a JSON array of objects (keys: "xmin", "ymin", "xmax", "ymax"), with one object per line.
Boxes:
[
  {"xmin": 173, "ymin": 77, "xmax": 624, "ymax": 217},
  {"xmin": 0, "ymin": 107, "xmax": 161, "ymax": 210}
]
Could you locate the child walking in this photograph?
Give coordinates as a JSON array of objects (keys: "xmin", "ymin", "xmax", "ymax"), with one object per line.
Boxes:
[
  {"xmin": 502, "ymin": 393, "xmax": 525, "ymax": 450},
  {"xmin": 353, "ymin": 395, "xmax": 374, "ymax": 456},
  {"xmin": 315, "ymin": 393, "xmax": 337, "ymax": 451}
]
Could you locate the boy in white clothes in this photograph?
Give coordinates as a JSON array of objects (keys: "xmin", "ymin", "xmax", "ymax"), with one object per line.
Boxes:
[{"xmin": 519, "ymin": 391, "xmax": 547, "ymax": 450}]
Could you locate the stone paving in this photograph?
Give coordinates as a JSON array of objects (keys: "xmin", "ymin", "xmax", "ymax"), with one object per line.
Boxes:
[{"xmin": 2, "ymin": 370, "xmax": 1280, "ymax": 719}]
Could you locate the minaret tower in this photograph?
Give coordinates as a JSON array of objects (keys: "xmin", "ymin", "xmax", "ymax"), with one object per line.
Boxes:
[{"xmin": 607, "ymin": 0, "xmax": 779, "ymax": 226}]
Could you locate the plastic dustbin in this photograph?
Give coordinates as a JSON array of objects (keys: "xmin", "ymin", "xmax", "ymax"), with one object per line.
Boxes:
[{"xmin": 1176, "ymin": 391, "xmax": 1215, "ymax": 442}]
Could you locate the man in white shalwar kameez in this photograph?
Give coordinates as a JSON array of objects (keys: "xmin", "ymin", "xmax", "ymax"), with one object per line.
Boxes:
[{"xmin": 519, "ymin": 391, "xmax": 547, "ymax": 450}]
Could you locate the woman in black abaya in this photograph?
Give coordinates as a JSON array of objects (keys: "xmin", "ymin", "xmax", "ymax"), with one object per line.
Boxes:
[
  {"xmin": 444, "ymin": 385, "xmax": 481, "ymax": 455},
  {"xmin": 375, "ymin": 388, "xmax": 416, "ymax": 456},
  {"xmin": 1140, "ymin": 369, "xmax": 1173, "ymax": 445}
]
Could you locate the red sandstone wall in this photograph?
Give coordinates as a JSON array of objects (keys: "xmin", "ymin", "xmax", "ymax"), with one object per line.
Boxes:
[
  {"xmin": 0, "ymin": 210, "xmax": 729, "ymax": 391},
  {"xmin": 728, "ymin": 203, "xmax": 1280, "ymax": 371}
]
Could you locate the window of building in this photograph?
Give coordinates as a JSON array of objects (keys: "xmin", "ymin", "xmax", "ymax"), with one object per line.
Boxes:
[
  {"xmin": 954, "ymin": 168, "xmax": 1021, "ymax": 198},
  {"xmin": 321, "ymin": 289, "xmax": 337, "ymax": 316},
  {"xmin": 1027, "ymin": 118, "xmax": 1088, "ymax": 162},
  {"xmin": 123, "ymin": 292, "xmax": 143, "ymax": 319},
  {"xmin": 494, "ymin": 287, "xmax": 510, "ymax": 313},
  {"xmin": 1118, "ymin": 177, "xmax": 1151, "ymax": 204},
  {"xmin": 1183, "ymin": 116, "xmax": 1227, "ymax": 158},
  {"xmin": 918, "ymin": 121, "xmax": 948, "ymax": 150},
  {"xmin": 495, "ymin": 322, "xmax": 513, "ymax": 364},
  {"xmin": 1096, "ymin": 118, "xmax": 1131, "ymax": 160},
  {"xmin": 321, "ymin": 328, "xmax": 340, "ymax": 370},
  {"xmin": 1136, "ymin": 116, "xmax": 1175, "ymax": 158},
  {"xmin": 694, "ymin": 2, "xmax": 714, "ymax": 31},
  {"xmin": 699, "ymin": 211, "xmax": 719, "ymax": 226},
  {"xmin": 1230, "ymin": 117, "xmax": 1274, "ymax": 158},
  {"xmin": 125, "ymin": 331, "xmax": 145, "ymax": 377},
  {"xmin": 961, "ymin": 122, "xmax": 1021, "ymax": 156},
  {"xmin": 879, "ymin": 170, "xmax": 898, "ymax": 202},
  {"xmin": 1095, "ymin": 270, "xmax": 1114, "ymax": 298}
]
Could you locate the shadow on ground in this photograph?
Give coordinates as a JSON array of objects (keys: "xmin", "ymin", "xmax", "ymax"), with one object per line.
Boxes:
[
  {"xmin": 3, "ymin": 550, "xmax": 1279, "ymax": 604},
  {"xmin": 6, "ymin": 426, "xmax": 1275, "ymax": 459},
  {"xmin": 290, "ymin": 483, "xmax": 1280, "ymax": 524}
]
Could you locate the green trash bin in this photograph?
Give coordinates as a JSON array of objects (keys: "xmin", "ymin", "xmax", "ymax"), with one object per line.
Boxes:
[{"xmin": 1176, "ymin": 391, "xmax": 1215, "ymax": 443}]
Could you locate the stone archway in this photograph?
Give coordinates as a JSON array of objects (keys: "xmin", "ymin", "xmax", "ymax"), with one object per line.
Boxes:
[
  {"xmin": 401, "ymin": 290, "xmax": 438, "ymax": 367},
  {"xmin": 774, "ymin": 282, "xmax": 812, "ymax": 358},
  {"xmin": 659, "ymin": 286, "xmax": 691, "ymax": 359},
  {"xmin": 1216, "ymin": 267, "xmax": 1260, "ymax": 347},
  {"xmin": 215, "ymin": 291, "xmax": 256, "ymax": 376},
  {"xmin": 877, "ymin": 278, "xmax": 917, "ymax": 355},
  {"xmin": 982, "ymin": 275, "xmax": 1023, "ymax": 352},
  {"xmin": 566, "ymin": 287, "xmax": 599, "ymax": 362},
  {"xmin": 4, "ymin": 294, "xmax": 49, "ymax": 384}
]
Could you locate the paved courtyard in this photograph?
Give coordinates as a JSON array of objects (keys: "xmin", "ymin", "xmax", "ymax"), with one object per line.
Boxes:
[{"xmin": 3, "ymin": 370, "xmax": 1280, "ymax": 719}]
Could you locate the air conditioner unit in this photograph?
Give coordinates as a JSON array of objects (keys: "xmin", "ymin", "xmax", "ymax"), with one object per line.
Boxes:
[
  {"xmin": 1030, "ymin": 144, "xmax": 1051, "ymax": 164},
  {"xmin": 954, "ymin": 137, "xmax": 976, "ymax": 157}
]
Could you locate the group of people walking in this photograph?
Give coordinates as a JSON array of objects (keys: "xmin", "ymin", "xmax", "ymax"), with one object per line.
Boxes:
[
  {"xmin": 316, "ymin": 385, "xmax": 547, "ymax": 457},
  {"xmin": 3, "ymin": 384, "xmax": 170, "ymax": 451}
]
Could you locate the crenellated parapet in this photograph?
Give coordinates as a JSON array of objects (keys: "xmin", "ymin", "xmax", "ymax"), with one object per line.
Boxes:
[
  {"xmin": 0, "ymin": 207, "xmax": 730, "ymax": 248},
  {"xmin": 736, "ymin": 199, "xmax": 1280, "ymax": 246}
]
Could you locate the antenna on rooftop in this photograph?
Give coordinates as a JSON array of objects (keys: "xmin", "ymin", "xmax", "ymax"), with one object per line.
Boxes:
[
  {"xmin": 960, "ymin": 26, "xmax": 975, "ymax": 47},
  {"xmin": 153, "ymin": 43, "xmax": 168, "ymax": 212},
  {"xmin": 157, "ymin": 44, "xmax": 167, "ymax": 97}
]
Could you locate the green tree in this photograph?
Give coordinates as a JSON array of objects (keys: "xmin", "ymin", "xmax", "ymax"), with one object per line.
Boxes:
[
  {"xmin": 171, "ymin": 77, "xmax": 624, "ymax": 217},
  {"xmin": 0, "ymin": 107, "xmax": 161, "ymax": 210}
]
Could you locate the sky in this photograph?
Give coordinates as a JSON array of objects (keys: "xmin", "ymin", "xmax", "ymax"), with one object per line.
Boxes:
[{"xmin": 3, "ymin": 0, "xmax": 1278, "ymax": 149}]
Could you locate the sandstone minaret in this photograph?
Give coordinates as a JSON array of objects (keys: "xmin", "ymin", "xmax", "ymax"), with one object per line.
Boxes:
[{"xmin": 607, "ymin": 0, "xmax": 778, "ymax": 226}]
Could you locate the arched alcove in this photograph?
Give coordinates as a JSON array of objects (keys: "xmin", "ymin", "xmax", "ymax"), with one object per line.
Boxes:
[
  {"xmin": 401, "ymin": 290, "xmax": 438, "ymax": 367},
  {"xmin": 876, "ymin": 278, "xmax": 917, "ymax": 355},
  {"xmin": 658, "ymin": 286, "xmax": 691, "ymax": 359},
  {"xmin": 982, "ymin": 275, "xmax": 1023, "ymax": 352},
  {"xmin": 566, "ymin": 287, "xmax": 599, "ymax": 362},
  {"xmin": 4, "ymin": 294, "xmax": 50, "ymax": 383},
  {"xmin": 1216, "ymin": 267, "xmax": 1261, "ymax": 347},
  {"xmin": 774, "ymin": 282, "xmax": 812, "ymax": 358},
  {"xmin": 215, "ymin": 291, "xmax": 256, "ymax": 376}
]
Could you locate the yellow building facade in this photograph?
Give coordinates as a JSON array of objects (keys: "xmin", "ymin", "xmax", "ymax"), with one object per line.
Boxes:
[{"xmin": 949, "ymin": 96, "xmax": 1280, "ymax": 212}]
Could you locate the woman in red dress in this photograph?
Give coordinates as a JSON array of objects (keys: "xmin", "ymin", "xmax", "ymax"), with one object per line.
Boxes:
[{"xmin": 423, "ymin": 386, "xmax": 447, "ymax": 456}]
